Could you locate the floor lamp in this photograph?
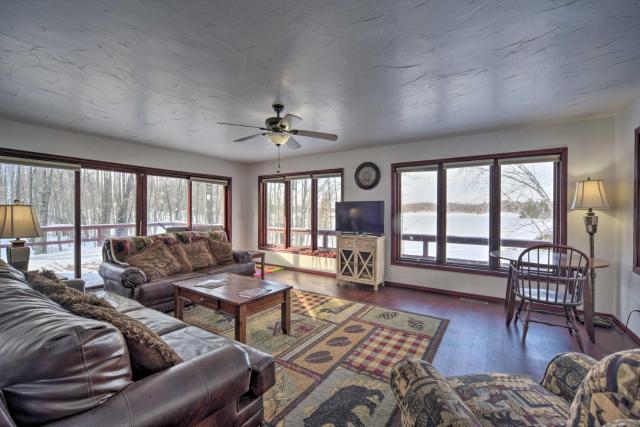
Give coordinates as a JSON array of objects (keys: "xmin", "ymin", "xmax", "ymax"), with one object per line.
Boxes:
[{"xmin": 570, "ymin": 177, "xmax": 611, "ymax": 328}]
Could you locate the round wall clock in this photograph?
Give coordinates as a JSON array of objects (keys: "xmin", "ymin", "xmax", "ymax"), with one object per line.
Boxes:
[{"xmin": 355, "ymin": 162, "xmax": 381, "ymax": 190}]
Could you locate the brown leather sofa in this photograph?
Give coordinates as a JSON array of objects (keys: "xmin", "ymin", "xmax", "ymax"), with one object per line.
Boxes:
[
  {"xmin": 0, "ymin": 261, "xmax": 274, "ymax": 427},
  {"xmin": 99, "ymin": 231, "xmax": 256, "ymax": 311}
]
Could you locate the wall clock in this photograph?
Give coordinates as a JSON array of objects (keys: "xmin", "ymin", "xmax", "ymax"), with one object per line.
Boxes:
[{"xmin": 355, "ymin": 162, "xmax": 381, "ymax": 190}]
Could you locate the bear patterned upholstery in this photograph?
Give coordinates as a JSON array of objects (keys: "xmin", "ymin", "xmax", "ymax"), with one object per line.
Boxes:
[{"xmin": 391, "ymin": 348, "xmax": 640, "ymax": 427}]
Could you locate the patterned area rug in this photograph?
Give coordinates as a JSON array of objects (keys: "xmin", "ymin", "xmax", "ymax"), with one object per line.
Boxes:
[
  {"xmin": 182, "ymin": 289, "xmax": 448, "ymax": 426},
  {"xmin": 184, "ymin": 290, "xmax": 449, "ymax": 427}
]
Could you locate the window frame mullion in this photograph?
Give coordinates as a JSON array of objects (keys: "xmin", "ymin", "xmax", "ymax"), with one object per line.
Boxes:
[
  {"xmin": 489, "ymin": 160, "xmax": 501, "ymax": 270},
  {"xmin": 436, "ymin": 163, "xmax": 446, "ymax": 264}
]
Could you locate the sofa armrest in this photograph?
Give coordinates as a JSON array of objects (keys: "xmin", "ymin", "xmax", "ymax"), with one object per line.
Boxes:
[
  {"xmin": 541, "ymin": 352, "xmax": 597, "ymax": 403},
  {"xmin": 233, "ymin": 250, "xmax": 253, "ymax": 264},
  {"xmin": 390, "ymin": 359, "xmax": 481, "ymax": 427},
  {"xmin": 50, "ymin": 344, "xmax": 251, "ymax": 427},
  {"xmin": 98, "ymin": 262, "xmax": 146, "ymax": 298}
]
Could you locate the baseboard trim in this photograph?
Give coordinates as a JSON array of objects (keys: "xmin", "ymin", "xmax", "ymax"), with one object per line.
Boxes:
[
  {"xmin": 384, "ymin": 281, "xmax": 504, "ymax": 304},
  {"xmin": 609, "ymin": 315, "xmax": 640, "ymax": 344},
  {"xmin": 266, "ymin": 264, "xmax": 337, "ymax": 278}
]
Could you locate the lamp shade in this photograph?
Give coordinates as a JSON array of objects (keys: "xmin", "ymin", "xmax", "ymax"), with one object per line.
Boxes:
[
  {"xmin": 268, "ymin": 133, "xmax": 290, "ymax": 146},
  {"xmin": 0, "ymin": 202, "xmax": 42, "ymax": 239},
  {"xmin": 571, "ymin": 177, "xmax": 609, "ymax": 210}
]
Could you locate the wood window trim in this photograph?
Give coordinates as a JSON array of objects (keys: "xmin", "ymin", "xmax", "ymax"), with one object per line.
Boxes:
[
  {"xmin": 0, "ymin": 147, "xmax": 232, "ymax": 277},
  {"xmin": 258, "ymin": 168, "xmax": 344, "ymax": 251},
  {"xmin": 633, "ymin": 127, "xmax": 640, "ymax": 274},
  {"xmin": 391, "ymin": 147, "xmax": 568, "ymax": 275}
]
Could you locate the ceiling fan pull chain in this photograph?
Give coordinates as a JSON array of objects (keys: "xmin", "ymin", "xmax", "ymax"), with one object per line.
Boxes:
[{"xmin": 277, "ymin": 145, "xmax": 281, "ymax": 174}]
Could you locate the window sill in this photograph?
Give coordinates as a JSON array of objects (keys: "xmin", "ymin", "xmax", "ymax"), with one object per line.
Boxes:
[
  {"xmin": 259, "ymin": 246, "xmax": 337, "ymax": 258},
  {"xmin": 392, "ymin": 258, "xmax": 508, "ymax": 278}
]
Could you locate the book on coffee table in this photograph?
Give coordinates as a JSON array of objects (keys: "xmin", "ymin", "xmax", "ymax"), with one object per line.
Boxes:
[
  {"xmin": 236, "ymin": 288, "xmax": 270, "ymax": 298},
  {"xmin": 175, "ymin": 277, "xmax": 225, "ymax": 289}
]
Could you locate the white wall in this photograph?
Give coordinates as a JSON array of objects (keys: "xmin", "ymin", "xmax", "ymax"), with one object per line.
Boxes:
[
  {"xmin": 614, "ymin": 97, "xmax": 640, "ymax": 336},
  {"xmin": 246, "ymin": 118, "xmax": 618, "ymax": 314},
  {"xmin": 0, "ymin": 118, "xmax": 250, "ymax": 249}
]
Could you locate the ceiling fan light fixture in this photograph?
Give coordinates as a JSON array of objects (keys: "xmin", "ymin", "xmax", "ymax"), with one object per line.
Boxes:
[{"xmin": 268, "ymin": 132, "xmax": 290, "ymax": 146}]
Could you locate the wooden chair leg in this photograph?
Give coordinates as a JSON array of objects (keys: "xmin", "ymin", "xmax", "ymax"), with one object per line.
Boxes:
[
  {"xmin": 567, "ymin": 308, "xmax": 584, "ymax": 352},
  {"xmin": 514, "ymin": 298, "xmax": 525, "ymax": 323},
  {"xmin": 521, "ymin": 301, "xmax": 532, "ymax": 343},
  {"xmin": 564, "ymin": 307, "xmax": 574, "ymax": 335}
]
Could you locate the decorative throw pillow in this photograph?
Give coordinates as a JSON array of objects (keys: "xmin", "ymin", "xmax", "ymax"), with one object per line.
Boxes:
[
  {"xmin": 182, "ymin": 240, "xmax": 216, "ymax": 270},
  {"xmin": 208, "ymin": 239, "xmax": 235, "ymax": 265},
  {"xmin": 25, "ymin": 270, "xmax": 110, "ymax": 308},
  {"xmin": 126, "ymin": 242, "xmax": 182, "ymax": 281},
  {"xmin": 208, "ymin": 230, "xmax": 228, "ymax": 242},
  {"xmin": 69, "ymin": 303, "xmax": 182, "ymax": 378},
  {"xmin": 167, "ymin": 243, "xmax": 193, "ymax": 273}
]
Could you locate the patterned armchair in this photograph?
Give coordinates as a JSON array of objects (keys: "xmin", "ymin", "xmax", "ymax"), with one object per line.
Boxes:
[{"xmin": 390, "ymin": 348, "xmax": 640, "ymax": 427}]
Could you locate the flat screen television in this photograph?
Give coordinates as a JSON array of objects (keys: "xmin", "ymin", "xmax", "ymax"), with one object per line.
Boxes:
[{"xmin": 335, "ymin": 201, "xmax": 384, "ymax": 235}]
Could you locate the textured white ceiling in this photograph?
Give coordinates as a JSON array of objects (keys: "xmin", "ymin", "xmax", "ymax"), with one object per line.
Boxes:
[{"xmin": 1, "ymin": 0, "xmax": 639, "ymax": 162}]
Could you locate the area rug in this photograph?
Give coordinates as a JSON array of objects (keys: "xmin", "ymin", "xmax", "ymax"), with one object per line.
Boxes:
[
  {"xmin": 254, "ymin": 264, "xmax": 284, "ymax": 277},
  {"xmin": 181, "ymin": 289, "xmax": 448, "ymax": 426}
]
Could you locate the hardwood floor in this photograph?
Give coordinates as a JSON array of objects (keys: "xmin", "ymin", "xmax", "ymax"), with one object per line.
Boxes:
[{"xmin": 268, "ymin": 269, "xmax": 638, "ymax": 380}]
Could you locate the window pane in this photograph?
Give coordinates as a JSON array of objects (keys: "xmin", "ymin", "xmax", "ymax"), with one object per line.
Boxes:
[
  {"xmin": 290, "ymin": 178, "xmax": 312, "ymax": 247},
  {"xmin": 500, "ymin": 161, "xmax": 555, "ymax": 265},
  {"xmin": 446, "ymin": 165, "xmax": 490, "ymax": 265},
  {"xmin": 147, "ymin": 176, "xmax": 188, "ymax": 234},
  {"xmin": 192, "ymin": 181, "xmax": 225, "ymax": 229},
  {"xmin": 316, "ymin": 176, "xmax": 341, "ymax": 250},
  {"xmin": 400, "ymin": 170, "xmax": 438, "ymax": 260},
  {"xmin": 265, "ymin": 182, "xmax": 285, "ymax": 246},
  {"xmin": 81, "ymin": 169, "xmax": 136, "ymax": 285},
  {"xmin": 0, "ymin": 163, "xmax": 75, "ymax": 277}
]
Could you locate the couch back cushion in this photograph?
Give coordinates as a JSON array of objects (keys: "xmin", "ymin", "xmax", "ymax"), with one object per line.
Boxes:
[
  {"xmin": 183, "ymin": 240, "xmax": 216, "ymax": 270},
  {"xmin": 568, "ymin": 348, "xmax": 640, "ymax": 426},
  {"xmin": 0, "ymin": 262, "xmax": 132, "ymax": 425},
  {"xmin": 208, "ymin": 239, "xmax": 235, "ymax": 265},
  {"xmin": 126, "ymin": 242, "xmax": 182, "ymax": 281}
]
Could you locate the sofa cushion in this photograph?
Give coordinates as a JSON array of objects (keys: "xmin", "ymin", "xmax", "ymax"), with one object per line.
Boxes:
[
  {"xmin": 208, "ymin": 229, "xmax": 229, "ymax": 242},
  {"xmin": 201, "ymin": 262, "xmax": 255, "ymax": 277},
  {"xmin": 448, "ymin": 372, "xmax": 571, "ymax": 427},
  {"xmin": 162, "ymin": 326, "xmax": 275, "ymax": 397},
  {"xmin": 126, "ymin": 242, "xmax": 182, "ymax": 281},
  {"xmin": 94, "ymin": 289, "xmax": 146, "ymax": 313},
  {"xmin": 208, "ymin": 239, "xmax": 235, "ymax": 265},
  {"xmin": 0, "ymin": 277, "xmax": 132, "ymax": 425},
  {"xmin": 70, "ymin": 303, "xmax": 183, "ymax": 378},
  {"xmin": 136, "ymin": 272, "xmax": 204, "ymax": 308},
  {"xmin": 183, "ymin": 240, "xmax": 216, "ymax": 270},
  {"xmin": 126, "ymin": 307, "xmax": 188, "ymax": 336},
  {"xmin": 109, "ymin": 236, "xmax": 154, "ymax": 262},
  {"xmin": 168, "ymin": 243, "xmax": 193, "ymax": 273}
]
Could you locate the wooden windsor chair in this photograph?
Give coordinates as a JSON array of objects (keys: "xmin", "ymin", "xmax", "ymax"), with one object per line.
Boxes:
[{"xmin": 511, "ymin": 244, "xmax": 591, "ymax": 351}]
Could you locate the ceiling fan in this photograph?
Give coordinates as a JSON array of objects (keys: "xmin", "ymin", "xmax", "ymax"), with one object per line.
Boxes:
[{"xmin": 217, "ymin": 103, "xmax": 338, "ymax": 150}]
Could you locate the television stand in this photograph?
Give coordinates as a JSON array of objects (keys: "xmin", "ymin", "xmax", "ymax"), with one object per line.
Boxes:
[{"xmin": 336, "ymin": 234, "xmax": 385, "ymax": 290}]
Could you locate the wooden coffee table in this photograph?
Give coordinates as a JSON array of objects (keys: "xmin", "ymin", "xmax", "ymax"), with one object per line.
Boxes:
[{"xmin": 173, "ymin": 273, "xmax": 292, "ymax": 343}]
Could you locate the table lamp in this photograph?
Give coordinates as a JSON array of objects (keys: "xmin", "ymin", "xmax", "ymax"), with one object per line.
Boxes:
[
  {"xmin": 0, "ymin": 200, "xmax": 42, "ymax": 272},
  {"xmin": 571, "ymin": 177, "xmax": 610, "ymax": 328}
]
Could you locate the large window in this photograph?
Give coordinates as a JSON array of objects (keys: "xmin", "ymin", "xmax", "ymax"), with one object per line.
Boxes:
[
  {"xmin": 0, "ymin": 161, "xmax": 76, "ymax": 278},
  {"xmin": 259, "ymin": 169, "xmax": 343, "ymax": 252},
  {"xmin": 392, "ymin": 149, "xmax": 566, "ymax": 274},
  {"xmin": 0, "ymin": 149, "xmax": 231, "ymax": 285},
  {"xmin": 191, "ymin": 179, "xmax": 226, "ymax": 229},
  {"xmin": 147, "ymin": 175, "xmax": 188, "ymax": 234},
  {"xmin": 81, "ymin": 169, "xmax": 136, "ymax": 285},
  {"xmin": 265, "ymin": 180, "xmax": 286, "ymax": 247},
  {"xmin": 317, "ymin": 175, "xmax": 342, "ymax": 249}
]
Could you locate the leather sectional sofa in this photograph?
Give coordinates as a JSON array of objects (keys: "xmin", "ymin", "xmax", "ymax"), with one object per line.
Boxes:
[
  {"xmin": 99, "ymin": 230, "xmax": 255, "ymax": 311},
  {"xmin": 0, "ymin": 261, "xmax": 274, "ymax": 427}
]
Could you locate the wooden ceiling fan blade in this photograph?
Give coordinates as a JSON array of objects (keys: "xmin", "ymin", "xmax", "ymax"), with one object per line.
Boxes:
[
  {"xmin": 289, "ymin": 129, "xmax": 338, "ymax": 141},
  {"xmin": 218, "ymin": 122, "xmax": 267, "ymax": 130},
  {"xmin": 233, "ymin": 133, "xmax": 266, "ymax": 142},
  {"xmin": 286, "ymin": 137, "xmax": 302, "ymax": 149}
]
